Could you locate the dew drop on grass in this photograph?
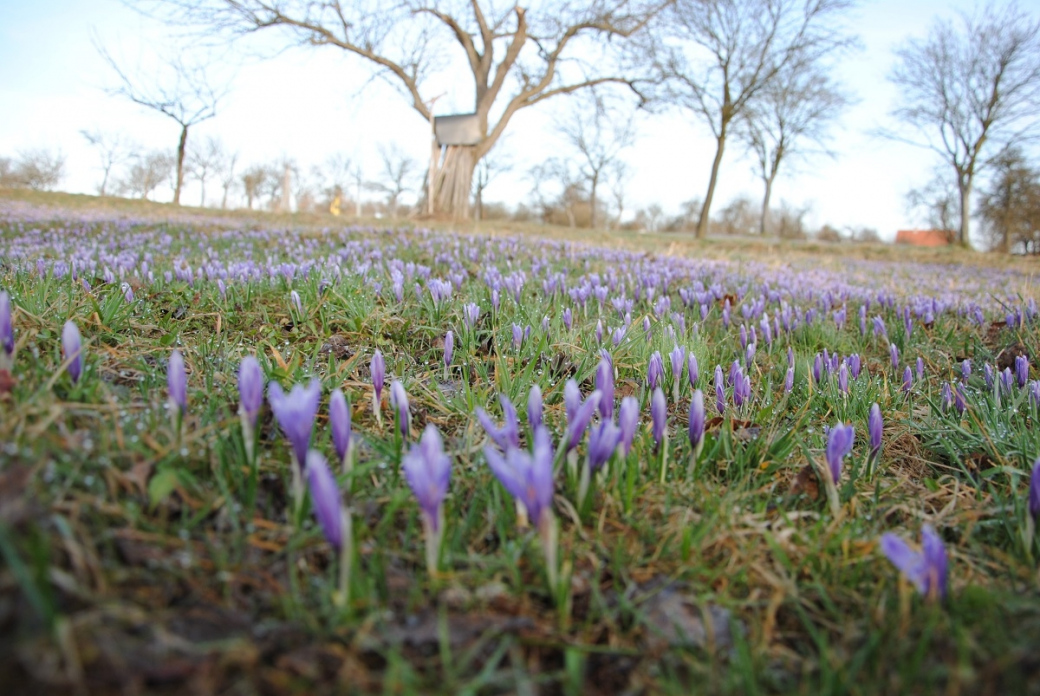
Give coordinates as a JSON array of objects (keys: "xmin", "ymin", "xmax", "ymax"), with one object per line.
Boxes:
[{"xmin": 180, "ymin": 447, "xmax": 189, "ymax": 457}]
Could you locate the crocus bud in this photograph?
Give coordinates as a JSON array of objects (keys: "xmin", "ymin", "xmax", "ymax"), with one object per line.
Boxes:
[
  {"xmin": 714, "ymin": 365, "xmax": 725, "ymax": 415},
  {"xmin": 651, "ymin": 387, "xmax": 666, "ymax": 451},
  {"xmin": 443, "ymin": 330, "xmax": 453, "ymax": 370},
  {"xmin": 238, "ymin": 356, "xmax": 264, "ymax": 427},
  {"xmin": 306, "ymin": 450, "xmax": 343, "ymax": 550},
  {"xmin": 168, "ymin": 349, "xmax": 187, "ymax": 414},
  {"xmin": 890, "ymin": 343, "xmax": 899, "ymax": 371},
  {"xmin": 618, "ymin": 396, "xmax": 639, "ymax": 456},
  {"xmin": 647, "ymin": 352, "xmax": 664, "ymax": 390},
  {"xmin": 784, "ymin": 366, "xmax": 795, "ymax": 393},
  {"xmin": 402, "ymin": 424, "xmax": 452, "ymax": 574},
  {"xmin": 687, "ymin": 353, "xmax": 699, "ymax": 388},
  {"xmin": 1029, "ymin": 458, "xmax": 1040, "ymax": 521},
  {"xmin": 866, "ymin": 404, "xmax": 882, "ymax": 456},
  {"xmin": 902, "ymin": 366, "xmax": 913, "ymax": 393},
  {"xmin": 390, "ymin": 380, "xmax": 410, "ymax": 438},
  {"xmin": 330, "ymin": 388, "xmax": 352, "ymax": 472},
  {"xmin": 688, "ymin": 389, "xmax": 705, "ymax": 456},
  {"xmin": 1016, "ymin": 355, "xmax": 1030, "ymax": 388},
  {"xmin": 62, "ymin": 320, "xmax": 83, "ymax": 384},
  {"xmin": 371, "ymin": 350, "xmax": 386, "ymax": 403},
  {"xmin": 825, "ymin": 423, "xmax": 855, "ymax": 486},
  {"xmin": 0, "ymin": 291, "xmax": 12, "ymax": 369},
  {"xmin": 596, "ymin": 356, "xmax": 614, "ymax": 418},
  {"xmin": 527, "ymin": 384, "xmax": 543, "ymax": 430}
]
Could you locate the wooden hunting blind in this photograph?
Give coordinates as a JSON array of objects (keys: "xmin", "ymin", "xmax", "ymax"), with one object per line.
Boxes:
[
  {"xmin": 427, "ymin": 111, "xmax": 482, "ymax": 217},
  {"xmin": 434, "ymin": 113, "xmax": 481, "ymax": 146}
]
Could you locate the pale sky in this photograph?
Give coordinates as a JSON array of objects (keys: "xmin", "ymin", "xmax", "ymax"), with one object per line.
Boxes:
[{"xmin": 0, "ymin": 0, "xmax": 1004, "ymax": 242}]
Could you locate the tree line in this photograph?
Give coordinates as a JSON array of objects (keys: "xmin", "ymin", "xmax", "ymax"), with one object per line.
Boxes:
[{"xmin": 4, "ymin": 1, "xmax": 1040, "ymax": 251}]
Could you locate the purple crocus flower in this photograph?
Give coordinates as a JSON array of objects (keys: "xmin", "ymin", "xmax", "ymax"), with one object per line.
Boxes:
[
  {"xmin": 984, "ymin": 363, "xmax": 995, "ymax": 389},
  {"xmin": 890, "ymin": 343, "xmax": 899, "ymax": 371},
  {"xmin": 837, "ymin": 362, "xmax": 849, "ymax": 395},
  {"xmin": 443, "ymin": 330, "xmax": 453, "ymax": 371},
  {"xmin": 618, "ymin": 396, "xmax": 639, "ymax": 456},
  {"xmin": 670, "ymin": 345, "xmax": 686, "ymax": 394},
  {"xmin": 268, "ymin": 378, "xmax": 322, "ymax": 467},
  {"xmin": 485, "ymin": 425, "xmax": 554, "ymax": 529},
  {"xmin": 812, "ymin": 354, "xmax": 823, "ymax": 385},
  {"xmin": 587, "ymin": 420, "xmax": 622, "ymax": 472},
  {"xmin": 1016, "ymin": 355, "xmax": 1029, "ymax": 388},
  {"xmin": 512, "ymin": 323, "xmax": 524, "ymax": 351},
  {"xmin": 917, "ymin": 357, "xmax": 925, "ymax": 381},
  {"xmin": 527, "ymin": 384, "xmax": 543, "ymax": 430},
  {"xmin": 238, "ymin": 356, "xmax": 264, "ymax": 428},
  {"xmin": 0, "ymin": 291, "xmax": 12, "ymax": 368},
  {"xmin": 848, "ymin": 354, "xmax": 861, "ymax": 379},
  {"xmin": 390, "ymin": 379, "xmax": 410, "ymax": 437},
  {"xmin": 564, "ymin": 383, "xmax": 601, "ymax": 452},
  {"xmin": 869, "ymin": 403, "xmax": 883, "ymax": 456},
  {"xmin": 688, "ymin": 390, "xmax": 705, "ymax": 453},
  {"xmin": 290, "ymin": 290, "xmax": 302, "ymax": 314},
  {"xmin": 463, "ymin": 302, "xmax": 480, "ymax": 329},
  {"xmin": 687, "ymin": 353, "xmax": 699, "ymax": 388},
  {"xmin": 475, "ymin": 395, "xmax": 521, "ymax": 451},
  {"xmin": 880, "ymin": 525, "xmax": 948, "ymax": 601},
  {"xmin": 714, "ymin": 365, "xmax": 725, "ymax": 415},
  {"xmin": 961, "ymin": 359, "xmax": 971, "ymax": 383},
  {"xmin": 954, "ymin": 383, "xmax": 967, "ymax": 415},
  {"xmin": 647, "ymin": 351, "xmax": 664, "ymax": 390},
  {"xmin": 330, "ymin": 388, "xmax": 352, "ymax": 471},
  {"xmin": 62, "ymin": 320, "xmax": 83, "ymax": 384},
  {"xmin": 784, "ymin": 366, "xmax": 794, "ymax": 393},
  {"xmin": 596, "ymin": 356, "xmax": 614, "ymax": 418},
  {"xmin": 1028, "ymin": 458, "xmax": 1040, "ymax": 521},
  {"xmin": 168, "ymin": 349, "xmax": 187, "ymax": 414},
  {"xmin": 402, "ymin": 424, "xmax": 452, "ymax": 530},
  {"xmin": 941, "ymin": 382, "xmax": 954, "ymax": 411},
  {"xmin": 825, "ymin": 423, "xmax": 855, "ymax": 485},
  {"xmin": 306, "ymin": 450, "xmax": 343, "ymax": 550},
  {"xmin": 898, "ymin": 365, "xmax": 911, "ymax": 393},
  {"xmin": 370, "ymin": 350, "xmax": 386, "ymax": 404},
  {"xmin": 562, "ymin": 308, "xmax": 573, "ymax": 331},
  {"xmin": 651, "ymin": 387, "xmax": 667, "ymax": 452}
]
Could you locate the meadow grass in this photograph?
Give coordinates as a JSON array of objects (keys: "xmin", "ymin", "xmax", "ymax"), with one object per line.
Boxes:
[{"xmin": 1, "ymin": 190, "xmax": 1039, "ymax": 695}]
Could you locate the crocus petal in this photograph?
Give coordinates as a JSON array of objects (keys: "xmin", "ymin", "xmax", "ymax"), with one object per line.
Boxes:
[{"xmin": 306, "ymin": 450, "xmax": 342, "ymax": 550}]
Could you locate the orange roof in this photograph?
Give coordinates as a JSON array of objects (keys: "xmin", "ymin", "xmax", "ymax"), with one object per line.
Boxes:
[{"xmin": 895, "ymin": 229, "xmax": 950, "ymax": 247}]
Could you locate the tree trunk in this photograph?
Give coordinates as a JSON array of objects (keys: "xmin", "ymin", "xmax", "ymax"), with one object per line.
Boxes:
[
  {"xmin": 174, "ymin": 125, "xmax": 188, "ymax": 206},
  {"xmin": 759, "ymin": 175, "xmax": 775, "ymax": 236},
  {"xmin": 696, "ymin": 130, "xmax": 728, "ymax": 239},
  {"xmin": 433, "ymin": 146, "xmax": 476, "ymax": 219},
  {"xmin": 958, "ymin": 176, "xmax": 972, "ymax": 248},
  {"xmin": 590, "ymin": 175, "xmax": 598, "ymax": 230},
  {"xmin": 199, "ymin": 174, "xmax": 207, "ymax": 207}
]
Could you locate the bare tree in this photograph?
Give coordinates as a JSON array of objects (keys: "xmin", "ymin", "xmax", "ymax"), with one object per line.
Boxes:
[
  {"xmin": 215, "ymin": 148, "xmax": 238, "ymax": 209},
  {"xmin": 978, "ymin": 146, "xmax": 1040, "ymax": 253},
  {"xmin": 118, "ymin": 150, "xmax": 174, "ymax": 200},
  {"xmin": 148, "ymin": 0, "xmax": 664, "ymax": 218},
  {"xmin": 888, "ymin": 2, "xmax": 1040, "ymax": 247},
  {"xmin": 905, "ymin": 171, "xmax": 959, "ymax": 242},
  {"xmin": 648, "ymin": 0, "xmax": 856, "ymax": 238},
  {"xmin": 556, "ymin": 92, "xmax": 635, "ymax": 229},
  {"xmin": 0, "ymin": 149, "xmax": 66, "ymax": 191},
  {"xmin": 240, "ymin": 165, "xmax": 268, "ymax": 210},
  {"xmin": 81, "ymin": 129, "xmax": 130, "ymax": 196},
  {"xmin": 609, "ymin": 162, "xmax": 633, "ymax": 229},
  {"xmin": 186, "ymin": 135, "xmax": 226, "ymax": 206},
  {"xmin": 737, "ymin": 63, "xmax": 849, "ymax": 235},
  {"xmin": 97, "ymin": 44, "xmax": 227, "ymax": 205},
  {"xmin": 367, "ymin": 146, "xmax": 417, "ymax": 218}
]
